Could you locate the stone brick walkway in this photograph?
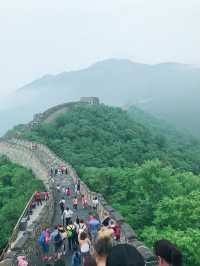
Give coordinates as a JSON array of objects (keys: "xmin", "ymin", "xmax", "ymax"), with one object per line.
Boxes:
[{"xmin": 45, "ymin": 173, "xmax": 96, "ymax": 266}]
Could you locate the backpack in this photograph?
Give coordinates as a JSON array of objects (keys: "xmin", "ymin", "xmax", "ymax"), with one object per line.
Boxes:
[
  {"xmin": 54, "ymin": 232, "xmax": 63, "ymax": 246},
  {"xmin": 59, "ymin": 201, "xmax": 65, "ymax": 208},
  {"xmin": 78, "ymin": 223, "xmax": 86, "ymax": 234},
  {"xmin": 38, "ymin": 233, "xmax": 45, "ymax": 246},
  {"xmin": 66, "ymin": 225, "xmax": 74, "ymax": 238}
]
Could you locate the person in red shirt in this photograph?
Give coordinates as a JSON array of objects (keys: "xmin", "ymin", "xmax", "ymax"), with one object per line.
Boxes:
[
  {"xmin": 110, "ymin": 221, "xmax": 121, "ymax": 241},
  {"xmin": 44, "ymin": 191, "xmax": 49, "ymax": 201},
  {"xmin": 34, "ymin": 191, "xmax": 42, "ymax": 206},
  {"xmin": 66, "ymin": 187, "xmax": 72, "ymax": 198}
]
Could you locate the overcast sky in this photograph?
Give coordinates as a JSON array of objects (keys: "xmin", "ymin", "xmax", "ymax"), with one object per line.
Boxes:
[{"xmin": 0, "ymin": 0, "xmax": 200, "ymax": 98}]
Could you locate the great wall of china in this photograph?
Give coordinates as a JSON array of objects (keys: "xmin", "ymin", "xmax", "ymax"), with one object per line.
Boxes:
[{"xmin": 0, "ymin": 100, "xmax": 158, "ymax": 266}]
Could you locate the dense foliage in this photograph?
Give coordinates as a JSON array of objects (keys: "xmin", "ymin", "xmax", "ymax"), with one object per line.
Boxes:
[
  {"xmin": 17, "ymin": 104, "xmax": 200, "ymax": 173},
  {"xmin": 14, "ymin": 104, "xmax": 200, "ymax": 266},
  {"xmin": 0, "ymin": 156, "xmax": 44, "ymax": 249},
  {"xmin": 80, "ymin": 163, "xmax": 200, "ymax": 266}
]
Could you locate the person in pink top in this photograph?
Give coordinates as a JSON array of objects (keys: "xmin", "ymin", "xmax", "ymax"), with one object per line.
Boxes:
[
  {"xmin": 44, "ymin": 191, "xmax": 49, "ymax": 201},
  {"xmin": 66, "ymin": 187, "xmax": 72, "ymax": 197},
  {"xmin": 81, "ymin": 194, "xmax": 88, "ymax": 209}
]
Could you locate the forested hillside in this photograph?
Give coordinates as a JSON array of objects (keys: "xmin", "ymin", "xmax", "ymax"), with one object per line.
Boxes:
[
  {"xmin": 13, "ymin": 104, "xmax": 200, "ymax": 266},
  {"xmin": 0, "ymin": 156, "xmax": 44, "ymax": 249},
  {"xmin": 18, "ymin": 104, "xmax": 200, "ymax": 173}
]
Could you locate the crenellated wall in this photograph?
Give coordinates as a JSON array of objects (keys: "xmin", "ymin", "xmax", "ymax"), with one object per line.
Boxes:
[{"xmin": 0, "ymin": 138, "xmax": 158, "ymax": 266}]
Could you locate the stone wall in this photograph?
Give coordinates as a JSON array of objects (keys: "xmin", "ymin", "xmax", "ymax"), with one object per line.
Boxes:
[
  {"xmin": 0, "ymin": 140, "xmax": 49, "ymax": 187},
  {"xmin": 30, "ymin": 101, "xmax": 78, "ymax": 126},
  {"xmin": 0, "ymin": 138, "xmax": 158, "ymax": 266},
  {"xmin": 0, "ymin": 139, "xmax": 56, "ymax": 265}
]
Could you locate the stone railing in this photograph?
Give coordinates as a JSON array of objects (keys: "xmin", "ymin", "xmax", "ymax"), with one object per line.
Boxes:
[
  {"xmin": 0, "ymin": 192, "xmax": 54, "ymax": 264},
  {"xmin": 0, "ymin": 193, "xmax": 35, "ymax": 262},
  {"xmin": 0, "ymin": 140, "xmax": 56, "ymax": 265},
  {"xmin": 0, "ymin": 138, "xmax": 158, "ymax": 266}
]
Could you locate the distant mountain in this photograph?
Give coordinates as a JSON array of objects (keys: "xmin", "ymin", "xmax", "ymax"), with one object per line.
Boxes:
[{"xmin": 1, "ymin": 58, "xmax": 200, "ymax": 136}]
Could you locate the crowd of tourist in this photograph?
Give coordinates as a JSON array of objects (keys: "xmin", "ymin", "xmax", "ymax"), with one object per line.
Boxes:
[{"xmin": 36, "ymin": 167, "xmax": 182, "ymax": 266}]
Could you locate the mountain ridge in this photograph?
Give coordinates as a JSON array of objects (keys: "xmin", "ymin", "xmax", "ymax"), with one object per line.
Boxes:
[
  {"xmin": 1, "ymin": 58, "xmax": 200, "ymax": 136},
  {"xmin": 18, "ymin": 59, "xmax": 194, "ymax": 91}
]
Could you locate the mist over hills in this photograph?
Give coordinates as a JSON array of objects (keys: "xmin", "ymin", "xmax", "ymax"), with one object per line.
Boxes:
[{"xmin": 1, "ymin": 58, "xmax": 200, "ymax": 136}]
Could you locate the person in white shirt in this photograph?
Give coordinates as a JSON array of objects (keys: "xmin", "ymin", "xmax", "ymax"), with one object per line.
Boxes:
[
  {"xmin": 78, "ymin": 219, "xmax": 87, "ymax": 236},
  {"xmin": 63, "ymin": 207, "xmax": 73, "ymax": 226},
  {"xmin": 93, "ymin": 196, "xmax": 99, "ymax": 210}
]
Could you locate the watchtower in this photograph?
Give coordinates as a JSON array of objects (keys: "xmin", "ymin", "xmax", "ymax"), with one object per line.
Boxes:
[{"xmin": 80, "ymin": 97, "xmax": 100, "ymax": 105}]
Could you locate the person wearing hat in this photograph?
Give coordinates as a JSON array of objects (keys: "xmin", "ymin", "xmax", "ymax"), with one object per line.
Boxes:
[{"xmin": 106, "ymin": 244, "xmax": 145, "ymax": 266}]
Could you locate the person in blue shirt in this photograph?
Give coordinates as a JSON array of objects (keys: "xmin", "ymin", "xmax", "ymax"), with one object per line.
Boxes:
[
  {"xmin": 71, "ymin": 246, "xmax": 81, "ymax": 266},
  {"xmin": 88, "ymin": 216, "xmax": 100, "ymax": 241}
]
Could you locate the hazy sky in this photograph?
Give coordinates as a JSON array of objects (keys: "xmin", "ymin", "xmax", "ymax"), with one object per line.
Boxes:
[{"xmin": 0, "ymin": 0, "xmax": 200, "ymax": 97}]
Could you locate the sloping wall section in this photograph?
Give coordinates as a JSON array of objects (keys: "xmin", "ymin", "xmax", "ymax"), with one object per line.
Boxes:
[{"xmin": 0, "ymin": 138, "xmax": 158, "ymax": 266}]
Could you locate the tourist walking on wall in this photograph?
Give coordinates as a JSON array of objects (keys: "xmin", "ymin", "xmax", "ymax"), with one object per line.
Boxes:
[
  {"xmin": 66, "ymin": 221, "xmax": 76, "ymax": 252},
  {"xmin": 74, "ymin": 183, "xmax": 78, "ymax": 194},
  {"xmin": 17, "ymin": 256, "xmax": 28, "ymax": 266},
  {"xmin": 34, "ymin": 191, "xmax": 42, "ymax": 206},
  {"xmin": 63, "ymin": 207, "xmax": 73, "ymax": 226},
  {"xmin": 65, "ymin": 167, "xmax": 68, "ymax": 175},
  {"xmin": 81, "ymin": 194, "xmax": 88, "ymax": 209},
  {"xmin": 78, "ymin": 219, "xmax": 87, "ymax": 236},
  {"xmin": 154, "ymin": 239, "xmax": 182, "ymax": 266},
  {"xmin": 38, "ymin": 228, "xmax": 50, "ymax": 259},
  {"xmin": 92, "ymin": 196, "xmax": 98, "ymax": 210},
  {"xmin": 73, "ymin": 196, "xmax": 78, "ymax": 210},
  {"xmin": 76, "ymin": 180, "xmax": 80, "ymax": 197},
  {"xmin": 71, "ymin": 246, "xmax": 81, "ymax": 266},
  {"xmin": 50, "ymin": 167, "xmax": 53, "ymax": 177},
  {"xmin": 56, "ymin": 185, "xmax": 60, "ymax": 192},
  {"xmin": 59, "ymin": 197, "xmax": 66, "ymax": 214},
  {"xmin": 74, "ymin": 217, "xmax": 80, "ymax": 233},
  {"xmin": 78, "ymin": 232, "xmax": 91, "ymax": 263},
  {"xmin": 44, "ymin": 191, "xmax": 49, "ymax": 201},
  {"xmin": 74, "ymin": 216, "xmax": 80, "ymax": 245},
  {"xmin": 88, "ymin": 216, "xmax": 100, "ymax": 241},
  {"xmin": 50, "ymin": 226, "xmax": 63, "ymax": 259},
  {"xmin": 66, "ymin": 187, "xmax": 72, "ymax": 198},
  {"xmin": 55, "ymin": 168, "xmax": 58, "ymax": 176},
  {"xmin": 77, "ymin": 180, "xmax": 80, "ymax": 191}
]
